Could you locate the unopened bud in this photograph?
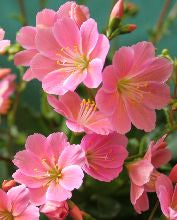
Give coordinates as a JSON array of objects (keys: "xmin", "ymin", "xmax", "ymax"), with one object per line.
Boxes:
[
  {"xmin": 2, "ymin": 180, "xmax": 16, "ymax": 192},
  {"xmin": 110, "ymin": 0, "xmax": 124, "ymax": 20},
  {"xmin": 69, "ymin": 201, "xmax": 83, "ymax": 220},
  {"xmin": 119, "ymin": 24, "xmax": 137, "ymax": 34}
]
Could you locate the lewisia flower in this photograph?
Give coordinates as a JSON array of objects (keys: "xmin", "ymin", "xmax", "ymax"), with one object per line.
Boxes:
[
  {"xmin": 34, "ymin": 17, "xmax": 109, "ymax": 95},
  {"xmin": 40, "ymin": 201, "xmax": 69, "ymax": 220},
  {"xmin": 0, "ymin": 68, "xmax": 16, "ymax": 115},
  {"xmin": 127, "ymin": 135, "xmax": 171, "ymax": 213},
  {"xmin": 156, "ymin": 174, "xmax": 177, "ymax": 220},
  {"xmin": 96, "ymin": 41, "xmax": 173, "ymax": 134},
  {"xmin": 14, "ymin": 1, "xmax": 90, "ymax": 82},
  {"xmin": 48, "ymin": 92, "xmax": 112, "ymax": 135},
  {"xmin": 81, "ymin": 133, "xmax": 128, "ymax": 182},
  {"xmin": 0, "ymin": 185, "xmax": 39, "ymax": 220},
  {"xmin": 13, "ymin": 133, "xmax": 85, "ymax": 205},
  {"xmin": 0, "ymin": 28, "xmax": 10, "ymax": 52}
]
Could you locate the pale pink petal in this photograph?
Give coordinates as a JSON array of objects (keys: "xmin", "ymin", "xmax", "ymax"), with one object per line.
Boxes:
[
  {"xmin": 83, "ymin": 58, "xmax": 103, "ymax": 88},
  {"xmin": 58, "ymin": 145, "xmax": 85, "ymax": 169},
  {"xmin": 96, "ymin": 89, "xmax": 118, "ymax": 115},
  {"xmin": 42, "ymin": 70, "xmax": 70, "ymax": 95},
  {"xmin": 128, "ymin": 160, "xmax": 154, "ymax": 186},
  {"xmin": 66, "ymin": 120, "xmax": 85, "ymax": 133},
  {"xmin": 63, "ymin": 70, "xmax": 87, "ymax": 91},
  {"xmin": 29, "ymin": 187, "xmax": 47, "ymax": 206},
  {"xmin": 0, "ymin": 40, "xmax": 10, "ymax": 52},
  {"xmin": 132, "ymin": 57, "xmax": 173, "ymax": 83},
  {"xmin": 0, "ymin": 28, "xmax": 5, "ymax": 40},
  {"xmin": 130, "ymin": 183, "xmax": 144, "ymax": 205},
  {"xmin": 155, "ymin": 175, "xmax": 173, "ymax": 218},
  {"xmin": 73, "ymin": 5, "xmax": 89, "ymax": 27},
  {"xmin": 134, "ymin": 192, "xmax": 149, "ymax": 214},
  {"xmin": 23, "ymin": 68, "xmax": 34, "ymax": 81},
  {"xmin": 46, "ymin": 183, "xmax": 72, "ymax": 202},
  {"xmin": 169, "ymin": 165, "xmax": 177, "ymax": 183},
  {"xmin": 102, "ymin": 65, "xmax": 118, "ymax": 93},
  {"xmin": 15, "ymin": 204, "xmax": 39, "ymax": 220},
  {"xmin": 151, "ymin": 149, "xmax": 172, "ymax": 168},
  {"xmin": 7, "ymin": 185, "xmax": 29, "ymax": 216},
  {"xmin": 35, "ymin": 27, "xmax": 59, "ymax": 60},
  {"xmin": 60, "ymin": 165, "xmax": 84, "ymax": 190},
  {"xmin": 57, "ymin": 1, "xmax": 74, "ymax": 17},
  {"xmin": 53, "ymin": 17, "xmax": 81, "ymax": 49},
  {"xmin": 125, "ymin": 100, "xmax": 156, "ymax": 132},
  {"xmin": 31, "ymin": 54, "xmax": 58, "ymax": 81},
  {"xmin": 113, "ymin": 46, "xmax": 134, "ymax": 79},
  {"xmin": 80, "ymin": 18, "xmax": 99, "ymax": 55},
  {"xmin": 0, "ymin": 189, "xmax": 11, "ymax": 211},
  {"xmin": 110, "ymin": 95, "xmax": 131, "ymax": 134},
  {"xmin": 14, "ymin": 49, "xmax": 37, "ymax": 66},
  {"xmin": 16, "ymin": 26, "xmax": 36, "ymax": 50},
  {"xmin": 90, "ymin": 34, "xmax": 110, "ymax": 62},
  {"xmin": 36, "ymin": 9, "xmax": 57, "ymax": 28}
]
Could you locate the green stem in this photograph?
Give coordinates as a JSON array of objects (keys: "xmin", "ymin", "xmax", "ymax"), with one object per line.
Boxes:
[
  {"xmin": 148, "ymin": 201, "xmax": 159, "ymax": 220},
  {"xmin": 17, "ymin": 0, "xmax": 28, "ymax": 25}
]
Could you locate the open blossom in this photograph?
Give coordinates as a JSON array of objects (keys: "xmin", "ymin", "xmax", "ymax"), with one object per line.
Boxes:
[
  {"xmin": 96, "ymin": 41, "xmax": 173, "ymax": 134},
  {"xmin": 156, "ymin": 174, "xmax": 177, "ymax": 220},
  {"xmin": 48, "ymin": 92, "xmax": 112, "ymax": 135},
  {"xmin": 127, "ymin": 135, "xmax": 171, "ymax": 214},
  {"xmin": 40, "ymin": 201, "xmax": 69, "ymax": 220},
  {"xmin": 13, "ymin": 133, "xmax": 85, "ymax": 205},
  {"xmin": 0, "ymin": 28, "xmax": 10, "ymax": 52},
  {"xmin": 34, "ymin": 17, "xmax": 109, "ymax": 95},
  {"xmin": 14, "ymin": 1, "xmax": 90, "ymax": 82},
  {"xmin": 0, "ymin": 185, "xmax": 39, "ymax": 220},
  {"xmin": 81, "ymin": 133, "xmax": 128, "ymax": 182},
  {"xmin": 0, "ymin": 68, "xmax": 16, "ymax": 115}
]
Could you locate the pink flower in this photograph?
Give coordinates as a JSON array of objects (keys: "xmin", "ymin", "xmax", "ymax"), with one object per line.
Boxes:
[
  {"xmin": 110, "ymin": 0, "xmax": 124, "ymax": 20},
  {"xmin": 156, "ymin": 174, "xmax": 177, "ymax": 220},
  {"xmin": 13, "ymin": 132, "xmax": 85, "ymax": 205},
  {"xmin": 0, "ymin": 28, "xmax": 10, "ymax": 52},
  {"xmin": 0, "ymin": 185, "xmax": 39, "ymax": 220},
  {"xmin": 34, "ymin": 17, "xmax": 109, "ymax": 95},
  {"xmin": 80, "ymin": 133, "xmax": 128, "ymax": 182},
  {"xmin": 127, "ymin": 135, "xmax": 171, "ymax": 214},
  {"xmin": 14, "ymin": 1, "xmax": 90, "ymax": 82},
  {"xmin": 48, "ymin": 92, "xmax": 112, "ymax": 135},
  {"xmin": 96, "ymin": 41, "xmax": 173, "ymax": 134},
  {"xmin": 0, "ymin": 68, "xmax": 16, "ymax": 115},
  {"xmin": 40, "ymin": 201, "xmax": 69, "ymax": 220}
]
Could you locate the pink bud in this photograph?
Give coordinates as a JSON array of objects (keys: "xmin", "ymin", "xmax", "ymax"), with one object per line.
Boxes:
[
  {"xmin": 110, "ymin": 0, "xmax": 124, "ymax": 20},
  {"xmin": 69, "ymin": 201, "xmax": 83, "ymax": 220},
  {"xmin": 127, "ymin": 24, "xmax": 137, "ymax": 32},
  {"xmin": 2, "ymin": 180, "xmax": 16, "ymax": 192}
]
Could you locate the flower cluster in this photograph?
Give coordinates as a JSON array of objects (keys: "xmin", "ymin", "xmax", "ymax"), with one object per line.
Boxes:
[{"xmin": 0, "ymin": 0, "xmax": 176, "ymax": 220}]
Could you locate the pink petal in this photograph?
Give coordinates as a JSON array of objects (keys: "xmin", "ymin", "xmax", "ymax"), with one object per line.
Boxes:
[
  {"xmin": 113, "ymin": 46, "xmax": 134, "ymax": 79},
  {"xmin": 0, "ymin": 28, "xmax": 5, "ymax": 40},
  {"xmin": 35, "ymin": 27, "xmax": 59, "ymax": 60},
  {"xmin": 14, "ymin": 49, "xmax": 37, "ymax": 66},
  {"xmin": 42, "ymin": 70, "xmax": 70, "ymax": 95},
  {"xmin": 15, "ymin": 204, "xmax": 39, "ymax": 220},
  {"xmin": 66, "ymin": 120, "xmax": 85, "ymax": 133},
  {"xmin": 83, "ymin": 58, "xmax": 103, "ymax": 88},
  {"xmin": 58, "ymin": 145, "xmax": 85, "ymax": 169},
  {"xmin": 90, "ymin": 34, "xmax": 110, "ymax": 62},
  {"xmin": 134, "ymin": 192, "xmax": 149, "ymax": 214},
  {"xmin": 0, "ymin": 189, "xmax": 11, "ymax": 211},
  {"xmin": 57, "ymin": 1, "xmax": 74, "ymax": 18},
  {"xmin": 171, "ymin": 184, "xmax": 177, "ymax": 209},
  {"xmin": 142, "ymin": 82, "xmax": 171, "ymax": 109},
  {"xmin": 128, "ymin": 159, "xmax": 154, "ymax": 186},
  {"xmin": 16, "ymin": 26, "xmax": 36, "ymax": 50},
  {"xmin": 95, "ymin": 88, "xmax": 118, "ymax": 115},
  {"xmin": 0, "ymin": 40, "xmax": 10, "ymax": 52},
  {"xmin": 169, "ymin": 165, "xmax": 177, "ymax": 183},
  {"xmin": 46, "ymin": 183, "xmax": 72, "ymax": 202},
  {"xmin": 7, "ymin": 185, "xmax": 29, "ymax": 216},
  {"xmin": 31, "ymin": 54, "xmax": 58, "ymax": 81},
  {"xmin": 151, "ymin": 149, "xmax": 172, "ymax": 168},
  {"xmin": 29, "ymin": 187, "xmax": 47, "ymax": 206},
  {"xmin": 60, "ymin": 165, "xmax": 84, "ymax": 190},
  {"xmin": 36, "ymin": 9, "xmax": 57, "ymax": 28},
  {"xmin": 130, "ymin": 183, "xmax": 144, "ymax": 205},
  {"xmin": 23, "ymin": 68, "xmax": 35, "ymax": 81},
  {"xmin": 110, "ymin": 95, "xmax": 131, "ymax": 134},
  {"xmin": 53, "ymin": 17, "xmax": 81, "ymax": 49},
  {"xmin": 125, "ymin": 100, "xmax": 156, "ymax": 132},
  {"xmin": 80, "ymin": 18, "xmax": 99, "ymax": 55}
]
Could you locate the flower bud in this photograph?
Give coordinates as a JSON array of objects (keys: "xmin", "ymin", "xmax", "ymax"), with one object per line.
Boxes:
[
  {"xmin": 2, "ymin": 180, "xmax": 16, "ymax": 192},
  {"xmin": 119, "ymin": 24, "xmax": 137, "ymax": 34},
  {"xmin": 110, "ymin": 0, "xmax": 124, "ymax": 20},
  {"xmin": 68, "ymin": 201, "xmax": 83, "ymax": 220}
]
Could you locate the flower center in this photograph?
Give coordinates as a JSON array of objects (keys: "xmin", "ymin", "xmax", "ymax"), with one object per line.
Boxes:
[
  {"xmin": 77, "ymin": 99, "xmax": 96, "ymax": 124},
  {"xmin": 0, "ymin": 211, "xmax": 13, "ymax": 220},
  {"xmin": 117, "ymin": 78, "xmax": 149, "ymax": 104},
  {"xmin": 56, "ymin": 45, "xmax": 89, "ymax": 74},
  {"xmin": 34, "ymin": 159, "xmax": 62, "ymax": 186},
  {"xmin": 145, "ymin": 170, "xmax": 161, "ymax": 191}
]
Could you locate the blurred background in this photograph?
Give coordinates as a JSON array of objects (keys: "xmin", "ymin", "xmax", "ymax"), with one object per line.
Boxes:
[{"xmin": 0, "ymin": 0, "xmax": 177, "ymax": 219}]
